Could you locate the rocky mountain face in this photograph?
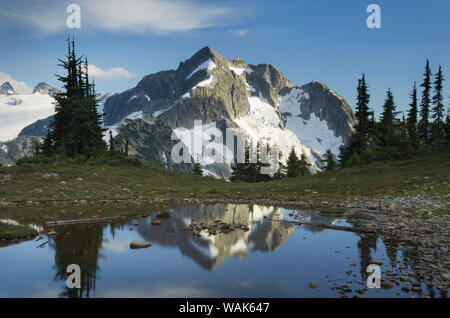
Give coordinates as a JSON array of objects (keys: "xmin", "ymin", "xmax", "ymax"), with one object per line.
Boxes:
[
  {"xmin": 18, "ymin": 47, "xmax": 356, "ymax": 177},
  {"xmin": 0, "ymin": 136, "xmax": 41, "ymax": 166},
  {"xmin": 282, "ymin": 82, "xmax": 355, "ymax": 142},
  {"xmin": 108, "ymin": 114, "xmax": 189, "ymax": 171},
  {"xmin": 19, "ymin": 116, "xmax": 54, "ymax": 137},
  {"xmin": 103, "ymin": 46, "xmax": 355, "ymax": 177},
  {"xmin": 103, "ymin": 47, "xmax": 292, "ymax": 129},
  {"xmin": 0, "ymin": 82, "xmax": 16, "ymax": 95}
]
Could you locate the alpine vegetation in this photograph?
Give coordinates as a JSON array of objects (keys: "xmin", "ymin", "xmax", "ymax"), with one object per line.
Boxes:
[{"xmin": 339, "ymin": 61, "xmax": 449, "ymax": 168}]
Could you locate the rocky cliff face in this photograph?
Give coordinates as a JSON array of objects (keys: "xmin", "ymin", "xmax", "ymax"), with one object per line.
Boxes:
[{"xmin": 0, "ymin": 136, "xmax": 41, "ymax": 166}]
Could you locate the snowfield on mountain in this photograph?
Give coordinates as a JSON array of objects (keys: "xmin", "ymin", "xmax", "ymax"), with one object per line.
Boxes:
[{"xmin": 0, "ymin": 93, "xmax": 55, "ymax": 142}]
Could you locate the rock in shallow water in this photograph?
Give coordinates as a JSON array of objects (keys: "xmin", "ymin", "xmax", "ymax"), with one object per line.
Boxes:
[{"xmin": 130, "ymin": 240, "xmax": 151, "ymax": 249}]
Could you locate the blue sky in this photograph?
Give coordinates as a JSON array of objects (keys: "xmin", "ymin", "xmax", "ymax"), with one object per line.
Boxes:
[{"xmin": 0, "ymin": 0, "xmax": 449, "ymax": 116}]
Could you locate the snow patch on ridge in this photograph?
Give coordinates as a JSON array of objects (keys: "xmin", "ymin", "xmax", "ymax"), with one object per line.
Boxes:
[
  {"xmin": 186, "ymin": 59, "xmax": 216, "ymax": 80},
  {"xmin": 126, "ymin": 110, "xmax": 144, "ymax": 120},
  {"xmin": 279, "ymin": 88, "xmax": 309, "ymax": 115},
  {"xmin": 193, "ymin": 76, "xmax": 214, "ymax": 89},
  {"xmin": 285, "ymin": 113, "xmax": 342, "ymax": 156},
  {"xmin": 279, "ymin": 88, "xmax": 342, "ymax": 156},
  {"xmin": 229, "ymin": 65, "xmax": 246, "ymax": 75},
  {"xmin": 128, "ymin": 95, "xmax": 137, "ymax": 103}
]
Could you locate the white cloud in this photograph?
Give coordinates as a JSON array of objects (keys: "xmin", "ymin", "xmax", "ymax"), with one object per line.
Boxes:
[
  {"xmin": 88, "ymin": 64, "xmax": 134, "ymax": 80},
  {"xmin": 0, "ymin": 0, "xmax": 233, "ymax": 34},
  {"xmin": 235, "ymin": 28, "xmax": 249, "ymax": 36},
  {"xmin": 0, "ymin": 72, "xmax": 32, "ymax": 94}
]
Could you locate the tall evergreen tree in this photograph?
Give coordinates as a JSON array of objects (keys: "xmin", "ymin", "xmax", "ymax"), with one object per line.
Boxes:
[
  {"xmin": 418, "ymin": 59, "xmax": 432, "ymax": 144},
  {"xmin": 286, "ymin": 146, "xmax": 301, "ymax": 177},
  {"xmin": 339, "ymin": 74, "xmax": 371, "ymax": 167},
  {"xmin": 431, "ymin": 65, "xmax": 445, "ymax": 149},
  {"xmin": 298, "ymin": 153, "xmax": 312, "ymax": 176},
  {"xmin": 407, "ymin": 82, "xmax": 419, "ymax": 148},
  {"xmin": 355, "ymin": 74, "xmax": 371, "ymax": 150},
  {"xmin": 380, "ymin": 88, "xmax": 397, "ymax": 145},
  {"xmin": 50, "ymin": 37, "xmax": 106, "ymax": 159},
  {"xmin": 41, "ymin": 129, "xmax": 54, "ymax": 157},
  {"xmin": 109, "ymin": 130, "xmax": 115, "ymax": 153}
]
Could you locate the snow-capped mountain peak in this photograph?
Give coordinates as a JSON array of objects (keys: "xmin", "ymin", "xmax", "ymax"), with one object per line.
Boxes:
[
  {"xmin": 98, "ymin": 47, "xmax": 356, "ymax": 177},
  {"xmin": 0, "ymin": 82, "xmax": 16, "ymax": 95},
  {"xmin": 14, "ymin": 47, "xmax": 356, "ymax": 177},
  {"xmin": 32, "ymin": 82, "xmax": 60, "ymax": 97}
]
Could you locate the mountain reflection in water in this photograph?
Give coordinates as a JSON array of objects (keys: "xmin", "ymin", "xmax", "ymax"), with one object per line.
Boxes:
[{"xmin": 1, "ymin": 204, "xmax": 422, "ymax": 298}]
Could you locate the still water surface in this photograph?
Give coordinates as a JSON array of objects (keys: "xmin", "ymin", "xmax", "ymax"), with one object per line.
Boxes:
[{"xmin": 0, "ymin": 204, "xmax": 440, "ymax": 297}]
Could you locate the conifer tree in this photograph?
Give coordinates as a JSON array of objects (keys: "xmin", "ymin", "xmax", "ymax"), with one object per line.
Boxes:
[
  {"xmin": 286, "ymin": 146, "xmax": 300, "ymax": 177},
  {"xmin": 192, "ymin": 162, "xmax": 203, "ymax": 176},
  {"xmin": 355, "ymin": 74, "xmax": 370, "ymax": 148},
  {"xmin": 380, "ymin": 89, "xmax": 397, "ymax": 145},
  {"xmin": 398, "ymin": 113, "xmax": 414, "ymax": 157},
  {"xmin": 322, "ymin": 149, "xmax": 336, "ymax": 171},
  {"xmin": 244, "ymin": 140, "xmax": 260, "ymax": 182},
  {"xmin": 407, "ymin": 82, "xmax": 419, "ymax": 148},
  {"xmin": 339, "ymin": 74, "xmax": 371, "ymax": 167},
  {"xmin": 41, "ymin": 129, "xmax": 54, "ymax": 157},
  {"xmin": 431, "ymin": 65, "xmax": 445, "ymax": 149},
  {"xmin": 298, "ymin": 153, "xmax": 311, "ymax": 176},
  {"xmin": 231, "ymin": 140, "xmax": 259, "ymax": 182},
  {"xmin": 109, "ymin": 131, "xmax": 115, "ymax": 153},
  {"xmin": 50, "ymin": 37, "xmax": 106, "ymax": 159},
  {"xmin": 418, "ymin": 59, "xmax": 432, "ymax": 144},
  {"xmin": 230, "ymin": 142, "xmax": 249, "ymax": 182}
]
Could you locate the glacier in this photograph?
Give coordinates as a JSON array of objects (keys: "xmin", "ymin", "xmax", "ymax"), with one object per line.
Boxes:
[{"xmin": 0, "ymin": 93, "xmax": 55, "ymax": 142}]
